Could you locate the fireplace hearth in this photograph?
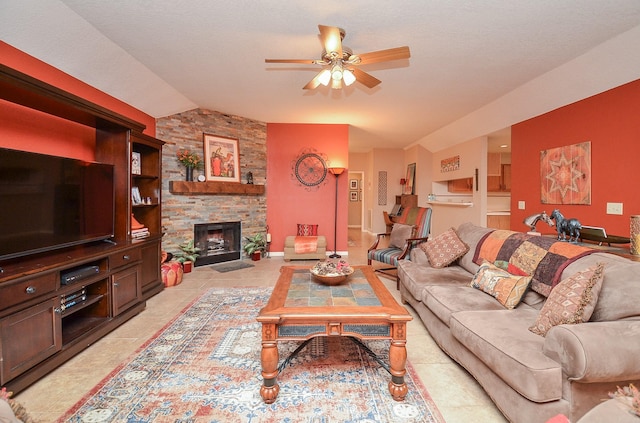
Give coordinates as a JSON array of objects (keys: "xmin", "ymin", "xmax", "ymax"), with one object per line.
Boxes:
[{"xmin": 194, "ymin": 221, "xmax": 241, "ymax": 266}]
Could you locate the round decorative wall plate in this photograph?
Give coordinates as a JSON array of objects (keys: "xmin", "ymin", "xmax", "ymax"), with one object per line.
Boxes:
[{"xmin": 294, "ymin": 152, "xmax": 327, "ymax": 187}]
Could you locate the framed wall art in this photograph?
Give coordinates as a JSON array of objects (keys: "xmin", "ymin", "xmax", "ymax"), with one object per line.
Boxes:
[
  {"xmin": 204, "ymin": 134, "xmax": 240, "ymax": 182},
  {"xmin": 350, "ymin": 191, "xmax": 358, "ymax": 201},
  {"xmin": 540, "ymin": 141, "xmax": 591, "ymax": 205},
  {"xmin": 350, "ymin": 179, "xmax": 358, "ymax": 190},
  {"xmin": 403, "ymin": 163, "xmax": 416, "ymax": 195}
]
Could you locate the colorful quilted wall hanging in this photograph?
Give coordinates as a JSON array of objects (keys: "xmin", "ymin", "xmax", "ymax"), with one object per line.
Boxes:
[{"xmin": 540, "ymin": 141, "xmax": 591, "ymax": 205}]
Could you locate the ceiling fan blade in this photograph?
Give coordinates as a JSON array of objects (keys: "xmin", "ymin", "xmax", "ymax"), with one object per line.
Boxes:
[
  {"xmin": 318, "ymin": 25, "xmax": 342, "ymax": 56},
  {"xmin": 303, "ymin": 71, "xmax": 326, "ymax": 90},
  {"xmin": 351, "ymin": 68, "xmax": 382, "ymax": 88},
  {"xmin": 265, "ymin": 59, "xmax": 317, "ymax": 64},
  {"xmin": 355, "ymin": 46, "xmax": 410, "ymax": 65}
]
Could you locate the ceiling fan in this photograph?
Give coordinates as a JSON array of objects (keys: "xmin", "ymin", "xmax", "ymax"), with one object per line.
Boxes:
[{"xmin": 265, "ymin": 25, "xmax": 410, "ymax": 90}]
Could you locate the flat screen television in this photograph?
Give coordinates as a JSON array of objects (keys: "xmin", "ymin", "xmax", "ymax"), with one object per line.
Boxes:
[{"xmin": 0, "ymin": 147, "xmax": 115, "ymax": 261}]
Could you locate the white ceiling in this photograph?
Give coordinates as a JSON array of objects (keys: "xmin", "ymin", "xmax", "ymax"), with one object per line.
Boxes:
[{"xmin": 2, "ymin": 1, "xmax": 640, "ymax": 153}]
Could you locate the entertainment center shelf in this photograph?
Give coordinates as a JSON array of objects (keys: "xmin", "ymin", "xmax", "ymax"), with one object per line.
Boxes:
[{"xmin": 0, "ymin": 63, "xmax": 165, "ymax": 393}]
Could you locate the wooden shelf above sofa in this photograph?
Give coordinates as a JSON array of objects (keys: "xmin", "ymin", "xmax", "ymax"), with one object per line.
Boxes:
[{"xmin": 169, "ymin": 181, "xmax": 265, "ymax": 195}]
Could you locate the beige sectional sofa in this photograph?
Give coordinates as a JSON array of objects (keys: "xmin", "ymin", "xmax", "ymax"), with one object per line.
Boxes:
[{"xmin": 398, "ymin": 222, "xmax": 640, "ymax": 423}]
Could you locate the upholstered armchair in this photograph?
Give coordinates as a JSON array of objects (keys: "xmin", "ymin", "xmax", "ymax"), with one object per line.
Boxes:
[{"xmin": 367, "ymin": 207, "xmax": 432, "ymax": 285}]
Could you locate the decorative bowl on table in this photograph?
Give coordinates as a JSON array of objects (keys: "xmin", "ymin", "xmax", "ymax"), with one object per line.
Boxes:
[{"xmin": 310, "ymin": 260, "xmax": 354, "ymax": 285}]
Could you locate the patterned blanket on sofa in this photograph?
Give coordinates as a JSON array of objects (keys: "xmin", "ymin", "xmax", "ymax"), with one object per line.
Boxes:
[{"xmin": 473, "ymin": 230, "xmax": 596, "ymax": 296}]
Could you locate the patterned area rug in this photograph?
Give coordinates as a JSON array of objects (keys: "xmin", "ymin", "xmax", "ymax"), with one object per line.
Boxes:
[{"xmin": 57, "ymin": 288, "xmax": 444, "ymax": 422}]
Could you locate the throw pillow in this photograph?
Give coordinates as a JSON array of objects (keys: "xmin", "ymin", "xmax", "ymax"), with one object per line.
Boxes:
[
  {"xmin": 470, "ymin": 260, "xmax": 532, "ymax": 309},
  {"xmin": 389, "ymin": 223, "xmax": 414, "ymax": 248},
  {"xmin": 297, "ymin": 224, "xmax": 318, "ymax": 237},
  {"xmin": 420, "ymin": 227, "xmax": 469, "ymax": 268},
  {"xmin": 529, "ymin": 263, "xmax": 605, "ymax": 337}
]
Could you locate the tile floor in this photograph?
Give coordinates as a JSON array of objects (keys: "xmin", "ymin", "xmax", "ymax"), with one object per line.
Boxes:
[{"xmin": 15, "ymin": 229, "xmax": 507, "ymax": 422}]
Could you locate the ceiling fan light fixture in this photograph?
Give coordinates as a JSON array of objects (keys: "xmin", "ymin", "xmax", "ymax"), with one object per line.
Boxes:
[
  {"xmin": 331, "ymin": 63, "xmax": 343, "ymax": 81},
  {"xmin": 318, "ymin": 69, "xmax": 331, "ymax": 86},
  {"xmin": 266, "ymin": 25, "xmax": 411, "ymax": 90},
  {"xmin": 343, "ymin": 68, "xmax": 356, "ymax": 86}
]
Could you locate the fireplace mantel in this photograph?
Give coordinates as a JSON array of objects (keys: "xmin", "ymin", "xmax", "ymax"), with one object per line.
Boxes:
[{"xmin": 169, "ymin": 181, "xmax": 265, "ymax": 195}]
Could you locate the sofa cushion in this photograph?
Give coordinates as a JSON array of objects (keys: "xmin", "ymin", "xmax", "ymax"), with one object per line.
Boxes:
[
  {"xmin": 297, "ymin": 223, "xmax": 318, "ymax": 236},
  {"xmin": 529, "ymin": 263, "xmax": 605, "ymax": 336},
  {"xmin": 423, "ymin": 285, "xmax": 506, "ymax": 326},
  {"xmin": 420, "ymin": 227, "xmax": 469, "ymax": 268},
  {"xmin": 389, "ymin": 223, "xmax": 414, "ymax": 248},
  {"xmin": 397, "ymin": 260, "xmax": 472, "ymax": 302},
  {"xmin": 455, "ymin": 222, "xmax": 494, "ymax": 274},
  {"xmin": 450, "ymin": 309, "xmax": 563, "ymax": 403},
  {"xmin": 470, "ymin": 261, "xmax": 532, "ymax": 309}
]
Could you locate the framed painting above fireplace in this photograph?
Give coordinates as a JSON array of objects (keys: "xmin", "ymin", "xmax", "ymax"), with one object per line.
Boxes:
[{"xmin": 204, "ymin": 133, "xmax": 240, "ymax": 182}]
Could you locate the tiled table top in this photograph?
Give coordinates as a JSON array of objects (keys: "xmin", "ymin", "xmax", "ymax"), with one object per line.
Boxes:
[{"xmin": 284, "ymin": 268, "xmax": 382, "ymax": 307}]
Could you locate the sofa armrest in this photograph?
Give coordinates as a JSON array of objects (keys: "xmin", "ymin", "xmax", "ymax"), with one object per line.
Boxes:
[
  {"xmin": 408, "ymin": 244, "xmax": 431, "ymax": 265},
  {"xmin": 543, "ymin": 320, "xmax": 640, "ymax": 382}
]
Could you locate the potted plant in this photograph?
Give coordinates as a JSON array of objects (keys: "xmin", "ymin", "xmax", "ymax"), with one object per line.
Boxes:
[
  {"xmin": 244, "ymin": 233, "xmax": 266, "ymax": 261},
  {"xmin": 176, "ymin": 149, "xmax": 203, "ymax": 182},
  {"xmin": 174, "ymin": 239, "xmax": 200, "ymax": 272}
]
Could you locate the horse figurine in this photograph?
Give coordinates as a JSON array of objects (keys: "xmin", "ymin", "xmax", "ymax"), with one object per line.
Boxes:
[
  {"xmin": 550, "ymin": 209, "xmax": 582, "ymax": 243},
  {"xmin": 523, "ymin": 211, "xmax": 554, "ymax": 232}
]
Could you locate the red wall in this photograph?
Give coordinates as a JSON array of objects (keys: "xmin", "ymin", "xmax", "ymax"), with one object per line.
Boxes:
[
  {"xmin": 511, "ymin": 79, "xmax": 640, "ymax": 237},
  {"xmin": 266, "ymin": 123, "xmax": 349, "ymax": 253},
  {"xmin": 0, "ymin": 42, "xmax": 155, "ymax": 160}
]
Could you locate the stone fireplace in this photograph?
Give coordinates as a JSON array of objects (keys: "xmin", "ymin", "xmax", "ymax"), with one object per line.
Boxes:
[{"xmin": 193, "ymin": 221, "xmax": 241, "ymax": 266}]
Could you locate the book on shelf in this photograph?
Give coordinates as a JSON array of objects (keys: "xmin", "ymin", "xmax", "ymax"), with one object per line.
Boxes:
[{"xmin": 131, "ymin": 227, "xmax": 150, "ymax": 238}]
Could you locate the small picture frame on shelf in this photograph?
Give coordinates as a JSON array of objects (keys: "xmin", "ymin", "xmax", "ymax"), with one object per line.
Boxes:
[
  {"xmin": 132, "ymin": 186, "xmax": 143, "ymax": 205},
  {"xmin": 131, "ymin": 152, "xmax": 141, "ymax": 175}
]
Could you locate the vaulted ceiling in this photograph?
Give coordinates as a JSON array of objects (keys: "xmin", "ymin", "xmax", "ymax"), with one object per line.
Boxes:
[{"xmin": 2, "ymin": 1, "xmax": 640, "ymax": 152}]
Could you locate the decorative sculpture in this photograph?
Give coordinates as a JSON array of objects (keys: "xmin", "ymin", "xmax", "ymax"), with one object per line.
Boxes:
[
  {"xmin": 550, "ymin": 209, "xmax": 582, "ymax": 243},
  {"xmin": 523, "ymin": 211, "xmax": 554, "ymax": 232}
]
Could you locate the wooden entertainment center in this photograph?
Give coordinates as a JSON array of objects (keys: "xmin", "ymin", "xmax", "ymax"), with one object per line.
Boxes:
[{"xmin": 0, "ymin": 64, "xmax": 164, "ymax": 392}]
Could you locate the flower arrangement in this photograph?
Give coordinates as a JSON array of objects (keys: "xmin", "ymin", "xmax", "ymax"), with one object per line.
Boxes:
[
  {"xmin": 176, "ymin": 149, "xmax": 203, "ymax": 169},
  {"xmin": 311, "ymin": 260, "xmax": 353, "ymax": 276},
  {"xmin": 609, "ymin": 383, "xmax": 640, "ymax": 416}
]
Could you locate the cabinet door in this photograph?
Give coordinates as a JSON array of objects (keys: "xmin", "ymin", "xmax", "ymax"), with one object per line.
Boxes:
[
  {"xmin": 448, "ymin": 178, "xmax": 473, "ymax": 193},
  {"xmin": 487, "ymin": 175, "xmax": 502, "ymax": 192},
  {"xmin": 488, "ymin": 153, "xmax": 501, "ymax": 176},
  {"xmin": 0, "ymin": 298, "xmax": 61, "ymax": 384},
  {"xmin": 111, "ymin": 266, "xmax": 142, "ymax": 316},
  {"xmin": 140, "ymin": 241, "xmax": 162, "ymax": 298},
  {"xmin": 487, "ymin": 215, "xmax": 511, "ymax": 230},
  {"xmin": 502, "ymin": 164, "xmax": 511, "ymax": 191}
]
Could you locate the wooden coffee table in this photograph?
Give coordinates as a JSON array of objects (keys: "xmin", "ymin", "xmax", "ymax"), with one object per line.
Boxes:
[{"xmin": 257, "ymin": 265, "xmax": 412, "ymax": 403}]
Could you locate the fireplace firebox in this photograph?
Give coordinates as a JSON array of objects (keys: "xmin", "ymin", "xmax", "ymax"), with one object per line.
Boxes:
[{"xmin": 194, "ymin": 221, "xmax": 241, "ymax": 266}]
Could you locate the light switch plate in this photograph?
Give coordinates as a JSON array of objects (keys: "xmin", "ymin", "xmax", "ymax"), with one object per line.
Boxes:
[{"xmin": 518, "ymin": 201, "xmax": 525, "ymax": 210}]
